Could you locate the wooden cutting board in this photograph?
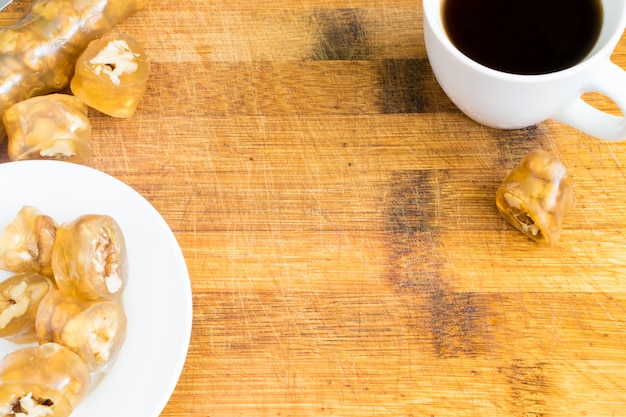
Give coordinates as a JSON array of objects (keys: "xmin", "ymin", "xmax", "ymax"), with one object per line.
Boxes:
[{"xmin": 2, "ymin": 1, "xmax": 626, "ymax": 416}]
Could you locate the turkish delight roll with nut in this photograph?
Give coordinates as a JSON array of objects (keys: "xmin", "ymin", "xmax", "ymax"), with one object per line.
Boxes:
[
  {"xmin": 71, "ymin": 32, "xmax": 150, "ymax": 118},
  {"xmin": 496, "ymin": 149, "xmax": 575, "ymax": 245},
  {"xmin": 52, "ymin": 214, "xmax": 127, "ymax": 301},
  {"xmin": 0, "ymin": 343, "xmax": 90, "ymax": 417},
  {"xmin": 36, "ymin": 289, "xmax": 127, "ymax": 373},
  {"xmin": 3, "ymin": 94, "xmax": 91, "ymax": 163},
  {"xmin": 0, "ymin": 206, "xmax": 57, "ymax": 278},
  {"xmin": 0, "ymin": 272, "xmax": 55, "ymax": 344}
]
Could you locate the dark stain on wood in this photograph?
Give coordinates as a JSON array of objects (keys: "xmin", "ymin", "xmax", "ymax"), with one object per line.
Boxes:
[
  {"xmin": 380, "ymin": 59, "xmax": 455, "ymax": 114},
  {"xmin": 430, "ymin": 289, "xmax": 486, "ymax": 358},
  {"xmin": 492, "ymin": 125, "xmax": 550, "ymax": 170},
  {"xmin": 383, "ymin": 170, "xmax": 491, "ymax": 358},
  {"xmin": 505, "ymin": 359, "xmax": 548, "ymax": 417},
  {"xmin": 384, "ymin": 170, "xmax": 440, "ymax": 239},
  {"xmin": 310, "ymin": 9, "xmax": 370, "ymax": 60}
]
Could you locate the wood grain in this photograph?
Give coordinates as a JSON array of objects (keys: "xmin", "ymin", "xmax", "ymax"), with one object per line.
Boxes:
[{"xmin": 2, "ymin": 1, "xmax": 626, "ymax": 416}]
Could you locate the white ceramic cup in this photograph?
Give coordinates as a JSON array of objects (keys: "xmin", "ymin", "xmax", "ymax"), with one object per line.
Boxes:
[{"xmin": 423, "ymin": 0, "xmax": 626, "ymax": 141}]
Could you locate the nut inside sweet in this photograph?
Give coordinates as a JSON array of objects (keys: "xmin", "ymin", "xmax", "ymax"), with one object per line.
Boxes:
[
  {"xmin": 510, "ymin": 206, "xmax": 540, "ymax": 238},
  {"xmin": 3, "ymin": 393, "xmax": 54, "ymax": 417}
]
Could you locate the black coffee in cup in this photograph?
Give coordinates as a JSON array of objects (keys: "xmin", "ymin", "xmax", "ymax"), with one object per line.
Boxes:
[{"xmin": 442, "ymin": 0, "xmax": 603, "ymax": 75}]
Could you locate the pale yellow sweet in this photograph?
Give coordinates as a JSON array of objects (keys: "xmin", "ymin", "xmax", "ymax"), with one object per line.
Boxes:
[
  {"xmin": 0, "ymin": 343, "xmax": 90, "ymax": 416},
  {"xmin": 52, "ymin": 214, "xmax": 128, "ymax": 301},
  {"xmin": 0, "ymin": 206, "xmax": 57, "ymax": 277},
  {"xmin": 71, "ymin": 32, "xmax": 150, "ymax": 118},
  {"xmin": 36, "ymin": 290, "xmax": 128, "ymax": 373},
  {"xmin": 496, "ymin": 149, "xmax": 575, "ymax": 245},
  {"xmin": 0, "ymin": 272, "xmax": 54, "ymax": 344},
  {"xmin": 3, "ymin": 94, "xmax": 91, "ymax": 163}
]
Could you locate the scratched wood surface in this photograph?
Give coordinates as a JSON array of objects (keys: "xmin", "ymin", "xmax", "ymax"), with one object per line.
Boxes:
[{"xmin": 2, "ymin": 0, "xmax": 626, "ymax": 416}]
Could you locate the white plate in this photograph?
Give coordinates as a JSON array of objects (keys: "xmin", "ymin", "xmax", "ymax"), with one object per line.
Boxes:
[{"xmin": 0, "ymin": 160, "xmax": 192, "ymax": 417}]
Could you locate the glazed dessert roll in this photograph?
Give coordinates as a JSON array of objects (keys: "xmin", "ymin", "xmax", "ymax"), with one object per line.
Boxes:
[
  {"xmin": 0, "ymin": 272, "xmax": 54, "ymax": 344},
  {"xmin": 71, "ymin": 32, "xmax": 150, "ymax": 118},
  {"xmin": 36, "ymin": 290, "xmax": 127, "ymax": 373},
  {"xmin": 4, "ymin": 94, "xmax": 92, "ymax": 163},
  {"xmin": 0, "ymin": 343, "xmax": 90, "ymax": 417},
  {"xmin": 52, "ymin": 214, "xmax": 127, "ymax": 301},
  {"xmin": 0, "ymin": 206, "xmax": 57, "ymax": 278},
  {"xmin": 496, "ymin": 149, "xmax": 575, "ymax": 245}
]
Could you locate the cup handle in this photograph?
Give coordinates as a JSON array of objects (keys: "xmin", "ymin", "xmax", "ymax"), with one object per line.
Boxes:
[{"xmin": 552, "ymin": 62, "xmax": 626, "ymax": 141}]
